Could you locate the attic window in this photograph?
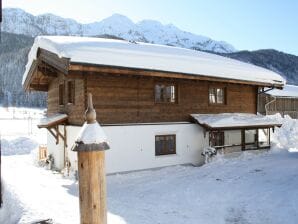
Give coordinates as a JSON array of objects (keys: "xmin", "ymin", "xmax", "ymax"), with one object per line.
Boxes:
[
  {"xmin": 155, "ymin": 84, "xmax": 177, "ymax": 103},
  {"xmin": 209, "ymin": 87, "xmax": 226, "ymax": 104}
]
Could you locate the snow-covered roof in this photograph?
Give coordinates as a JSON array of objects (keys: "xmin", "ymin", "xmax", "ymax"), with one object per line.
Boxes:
[
  {"xmin": 266, "ymin": 84, "xmax": 298, "ymax": 98},
  {"xmin": 23, "ymin": 36, "xmax": 285, "ymax": 87},
  {"xmin": 191, "ymin": 113, "xmax": 282, "ymax": 129},
  {"xmin": 38, "ymin": 113, "xmax": 68, "ymax": 128}
]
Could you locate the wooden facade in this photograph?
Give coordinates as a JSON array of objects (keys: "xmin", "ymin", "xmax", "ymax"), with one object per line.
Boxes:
[
  {"xmin": 24, "ymin": 48, "xmax": 293, "ymax": 127},
  {"xmin": 46, "ymin": 70, "xmax": 258, "ymax": 126},
  {"xmin": 258, "ymin": 93, "xmax": 298, "ymax": 119}
]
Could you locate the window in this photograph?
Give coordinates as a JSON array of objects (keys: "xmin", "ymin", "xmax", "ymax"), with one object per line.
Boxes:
[
  {"xmin": 67, "ymin": 81, "xmax": 75, "ymax": 104},
  {"xmin": 210, "ymin": 131, "xmax": 224, "ymax": 147},
  {"xmin": 59, "ymin": 84, "xmax": 64, "ymax": 105},
  {"xmin": 155, "ymin": 84, "xmax": 177, "ymax": 103},
  {"xmin": 155, "ymin": 135, "xmax": 176, "ymax": 156},
  {"xmin": 209, "ymin": 87, "xmax": 226, "ymax": 104}
]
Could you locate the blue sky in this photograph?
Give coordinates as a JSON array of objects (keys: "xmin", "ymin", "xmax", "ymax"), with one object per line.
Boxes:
[{"xmin": 3, "ymin": 0, "xmax": 298, "ymax": 55}]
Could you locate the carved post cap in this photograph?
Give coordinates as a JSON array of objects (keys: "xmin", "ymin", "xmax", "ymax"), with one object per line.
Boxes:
[
  {"xmin": 85, "ymin": 93, "xmax": 96, "ymax": 124},
  {"xmin": 72, "ymin": 93, "xmax": 110, "ymax": 152}
]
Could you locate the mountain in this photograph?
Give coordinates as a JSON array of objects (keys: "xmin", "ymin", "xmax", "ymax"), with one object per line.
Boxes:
[
  {"xmin": 2, "ymin": 8, "xmax": 235, "ymax": 53},
  {"xmin": 222, "ymin": 49, "xmax": 298, "ymax": 85},
  {"xmin": 0, "ymin": 32, "xmax": 46, "ymax": 107}
]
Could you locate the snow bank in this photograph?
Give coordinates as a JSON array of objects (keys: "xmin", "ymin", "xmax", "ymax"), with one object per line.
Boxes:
[
  {"xmin": 272, "ymin": 115, "xmax": 298, "ymax": 151},
  {"xmin": 1, "ymin": 137, "xmax": 39, "ymax": 156},
  {"xmin": 0, "ymin": 180, "xmax": 24, "ymax": 224}
]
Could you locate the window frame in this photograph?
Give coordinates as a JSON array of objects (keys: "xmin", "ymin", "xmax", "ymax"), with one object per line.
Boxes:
[
  {"xmin": 58, "ymin": 83, "xmax": 65, "ymax": 106},
  {"xmin": 154, "ymin": 83, "xmax": 178, "ymax": 104},
  {"xmin": 67, "ymin": 80, "xmax": 75, "ymax": 104},
  {"xmin": 208, "ymin": 87, "xmax": 226, "ymax": 105},
  {"xmin": 155, "ymin": 134, "xmax": 176, "ymax": 156},
  {"xmin": 209, "ymin": 131, "xmax": 225, "ymax": 147}
]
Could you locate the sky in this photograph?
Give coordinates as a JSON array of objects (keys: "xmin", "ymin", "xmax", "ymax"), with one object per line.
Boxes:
[{"xmin": 3, "ymin": 0, "xmax": 298, "ymax": 55}]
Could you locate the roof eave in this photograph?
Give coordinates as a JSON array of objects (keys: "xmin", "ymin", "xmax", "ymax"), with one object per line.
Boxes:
[
  {"xmin": 23, "ymin": 60, "xmax": 38, "ymax": 92},
  {"xmin": 69, "ymin": 62, "xmax": 284, "ymax": 88}
]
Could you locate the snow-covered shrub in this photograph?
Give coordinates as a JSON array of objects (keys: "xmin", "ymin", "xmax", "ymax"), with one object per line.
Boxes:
[
  {"xmin": 1, "ymin": 137, "xmax": 39, "ymax": 156},
  {"xmin": 202, "ymin": 147, "xmax": 217, "ymax": 163},
  {"xmin": 272, "ymin": 115, "xmax": 298, "ymax": 151}
]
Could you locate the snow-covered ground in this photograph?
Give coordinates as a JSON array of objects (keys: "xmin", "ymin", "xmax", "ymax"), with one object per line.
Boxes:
[
  {"xmin": 2, "ymin": 145, "xmax": 298, "ymax": 224},
  {"xmin": 0, "ymin": 108, "xmax": 298, "ymax": 224}
]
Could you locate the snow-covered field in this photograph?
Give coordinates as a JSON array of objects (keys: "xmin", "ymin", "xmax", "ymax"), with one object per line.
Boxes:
[{"xmin": 0, "ymin": 108, "xmax": 298, "ymax": 224}]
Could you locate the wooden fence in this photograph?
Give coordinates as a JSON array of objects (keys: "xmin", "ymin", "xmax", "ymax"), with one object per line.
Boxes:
[{"xmin": 258, "ymin": 94, "xmax": 298, "ymax": 119}]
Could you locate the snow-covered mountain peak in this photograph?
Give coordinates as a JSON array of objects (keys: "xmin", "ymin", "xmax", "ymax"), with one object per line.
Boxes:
[
  {"xmin": 101, "ymin": 13, "xmax": 135, "ymax": 25},
  {"xmin": 137, "ymin": 19, "xmax": 164, "ymax": 28},
  {"xmin": 2, "ymin": 8, "xmax": 236, "ymax": 53}
]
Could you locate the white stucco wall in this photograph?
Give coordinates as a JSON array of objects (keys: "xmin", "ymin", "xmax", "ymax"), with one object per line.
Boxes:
[
  {"xmin": 48, "ymin": 123, "xmax": 207, "ymax": 174},
  {"xmin": 47, "ymin": 127, "xmax": 64, "ymax": 170},
  {"xmin": 47, "ymin": 124, "xmax": 263, "ymax": 173}
]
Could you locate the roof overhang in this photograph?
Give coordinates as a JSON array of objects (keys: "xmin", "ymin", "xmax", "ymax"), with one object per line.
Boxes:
[
  {"xmin": 38, "ymin": 113, "xmax": 68, "ymax": 146},
  {"xmin": 23, "ymin": 36, "xmax": 285, "ymax": 92},
  {"xmin": 191, "ymin": 113, "xmax": 282, "ymax": 131},
  {"xmin": 264, "ymin": 84, "xmax": 298, "ymax": 98},
  {"xmin": 38, "ymin": 113, "xmax": 68, "ymax": 129},
  {"xmin": 69, "ymin": 63, "xmax": 285, "ymax": 89},
  {"xmin": 23, "ymin": 48, "xmax": 70, "ymax": 92}
]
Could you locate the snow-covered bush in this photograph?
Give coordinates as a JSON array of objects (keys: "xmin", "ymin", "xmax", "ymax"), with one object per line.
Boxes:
[
  {"xmin": 202, "ymin": 146, "xmax": 217, "ymax": 163},
  {"xmin": 272, "ymin": 115, "xmax": 298, "ymax": 151},
  {"xmin": 1, "ymin": 137, "xmax": 39, "ymax": 156}
]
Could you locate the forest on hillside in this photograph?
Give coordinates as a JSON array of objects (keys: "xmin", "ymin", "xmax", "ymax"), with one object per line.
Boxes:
[{"xmin": 0, "ymin": 33, "xmax": 46, "ymax": 108}]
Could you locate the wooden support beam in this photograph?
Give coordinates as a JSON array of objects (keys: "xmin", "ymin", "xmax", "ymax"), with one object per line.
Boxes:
[
  {"xmin": 256, "ymin": 129, "xmax": 259, "ymax": 149},
  {"xmin": 269, "ymin": 128, "xmax": 271, "ymax": 147},
  {"xmin": 241, "ymin": 129, "xmax": 245, "ymax": 151},
  {"xmin": 47, "ymin": 128, "xmax": 59, "ymax": 144},
  {"xmin": 47, "ymin": 125, "xmax": 67, "ymax": 146},
  {"xmin": 29, "ymin": 84, "xmax": 48, "ymax": 91},
  {"xmin": 55, "ymin": 126, "xmax": 65, "ymax": 142},
  {"xmin": 38, "ymin": 48, "xmax": 70, "ymax": 75}
]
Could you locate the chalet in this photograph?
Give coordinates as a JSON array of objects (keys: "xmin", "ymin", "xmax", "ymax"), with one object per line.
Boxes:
[
  {"xmin": 258, "ymin": 84, "xmax": 298, "ymax": 119},
  {"xmin": 23, "ymin": 36, "xmax": 285, "ymax": 173}
]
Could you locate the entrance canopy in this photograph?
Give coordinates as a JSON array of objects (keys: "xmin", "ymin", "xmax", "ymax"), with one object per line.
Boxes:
[
  {"xmin": 38, "ymin": 113, "xmax": 68, "ymax": 145},
  {"xmin": 38, "ymin": 114, "xmax": 68, "ymax": 128},
  {"xmin": 191, "ymin": 113, "xmax": 282, "ymax": 130},
  {"xmin": 191, "ymin": 113, "xmax": 282, "ymax": 151}
]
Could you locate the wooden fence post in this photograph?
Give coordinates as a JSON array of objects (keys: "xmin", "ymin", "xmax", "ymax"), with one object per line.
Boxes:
[{"xmin": 72, "ymin": 93, "xmax": 110, "ymax": 224}]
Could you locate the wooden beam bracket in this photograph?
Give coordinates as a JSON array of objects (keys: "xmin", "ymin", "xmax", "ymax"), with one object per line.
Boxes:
[{"xmin": 47, "ymin": 124, "xmax": 67, "ymax": 147}]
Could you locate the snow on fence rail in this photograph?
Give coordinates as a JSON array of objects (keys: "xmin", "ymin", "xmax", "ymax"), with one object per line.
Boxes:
[{"xmin": 0, "ymin": 107, "xmax": 45, "ymax": 136}]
